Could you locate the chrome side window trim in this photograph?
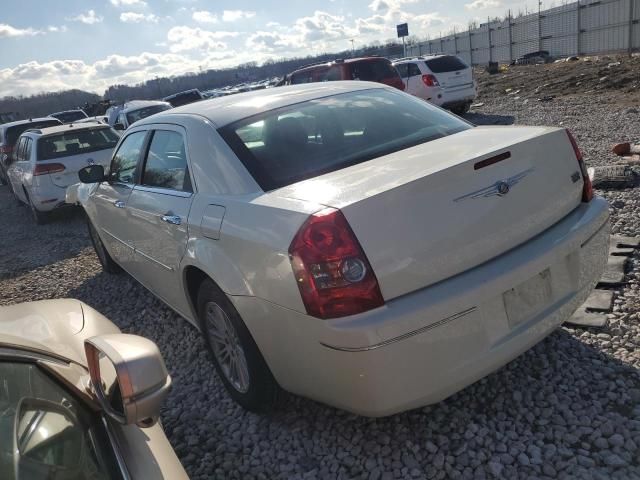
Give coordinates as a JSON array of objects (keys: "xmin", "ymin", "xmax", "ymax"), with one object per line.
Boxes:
[
  {"xmin": 133, "ymin": 184, "xmax": 193, "ymax": 198},
  {"xmin": 320, "ymin": 307, "xmax": 478, "ymax": 352},
  {"xmin": 101, "ymin": 416, "xmax": 132, "ymax": 480},
  {"xmin": 0, "ymin": 347, "xmax": 70, "ymax": 365}
]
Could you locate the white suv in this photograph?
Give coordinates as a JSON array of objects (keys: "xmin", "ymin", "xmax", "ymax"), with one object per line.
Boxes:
[
  {"xmin": 6, "ymin": 123, "xmax": 119, "ymax": 223},
  {"xmin": 393, "ymin": 55, "xmax": 477, "ymax": 115}
]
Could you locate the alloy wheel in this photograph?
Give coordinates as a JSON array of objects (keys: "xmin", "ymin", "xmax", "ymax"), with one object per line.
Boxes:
[{"xmin": 205, "ymin": 301, "xmax": 250, "ymax": 393}]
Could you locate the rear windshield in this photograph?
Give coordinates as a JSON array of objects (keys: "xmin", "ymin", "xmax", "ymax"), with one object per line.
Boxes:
[
  {"xmin": 38, "ymin": 127, "xmax": 120, "ymax": 160},
  {"xmin": 425, "ymin": 56, "xmax": 468, "ymax": 73},
  {"xmin": 126, "ymin": 105, "xmax": 171, "ymax": 125},
  {"xmin": 219, "ymin": 88, "xmax": 471, "ymax": 191},
  {"xmin": 6, "ymin": 120, "xmax": 61, "ymax": 146},
  {"xmin": 290, "ymin": 65, "xmax": 343, "ymax": 84},
  {"xmin": 52, "ymin": 111, "xmax": 88, "ymax": 123},
  {"xmin": 350, "ymin": 60, "xmax": 399, "ymax": 81}
]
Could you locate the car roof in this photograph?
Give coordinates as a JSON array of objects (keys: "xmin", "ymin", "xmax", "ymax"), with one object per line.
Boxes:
[
  {"xmin": 122, "ymin": 100, "xmax": 171, "ymax": 113},
  {"xmin": 0, "ymin": 117, "xmax": 61, "ymax": 131},
  {"xmin": 393, "ymin": 55, "xmax": 448, "ymax": 63},
  {"xmin": 51, "ymin": 109, "xmax": 85, "ymax": 115},
  {"xmin": 25, "ymin": 122, "xmax": 111, "ymax": 137},
  {"xmin": 139, "ymin": 81, "xmax": 388, "ymax": 128}
]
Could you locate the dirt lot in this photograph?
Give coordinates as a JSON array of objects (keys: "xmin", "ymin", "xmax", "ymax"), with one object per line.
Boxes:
[
  {"xmin": 474, "ymin": 54, "xmax": 640, "ymax": 107},
  {"xmin": 1, "ymin": 58, "xmax": 640, "ymax": 479}
]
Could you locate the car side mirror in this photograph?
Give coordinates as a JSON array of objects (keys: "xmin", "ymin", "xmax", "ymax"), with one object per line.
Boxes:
[
  {"xmin": 14, "ymin": 397, "xmax": 85, "ymax": 479},
  {"xmin": 85, "ymin": 334, "xmax": 171, "ymax": 428},
  {"xmin": 114, "ymin": 123, "xmax": 125, "ymax": 131},
  {"xmin": 78, "ymin": 164, "xmax": 105, "ymax": 183}
]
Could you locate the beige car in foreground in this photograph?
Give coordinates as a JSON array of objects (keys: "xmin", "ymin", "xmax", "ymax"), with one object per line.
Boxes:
[{"xmin": 0, "ymin": 299, "xmax": 188, "ymax": 480}]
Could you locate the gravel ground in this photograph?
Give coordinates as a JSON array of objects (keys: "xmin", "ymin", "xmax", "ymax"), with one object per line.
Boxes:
[{"xmin": 1, "ymin": 91, "xmax": 640, "ymax": 479}]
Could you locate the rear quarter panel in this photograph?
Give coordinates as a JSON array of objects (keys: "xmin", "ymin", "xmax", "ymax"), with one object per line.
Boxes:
[{"xmin": 183, "ymin": 193, "xmax": 325, "ymax": 315}]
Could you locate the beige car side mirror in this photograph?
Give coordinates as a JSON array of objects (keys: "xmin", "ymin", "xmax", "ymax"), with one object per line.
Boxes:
[{"xmin": 85, "ymin": 334, "xmax": 171, "ymax": 428}]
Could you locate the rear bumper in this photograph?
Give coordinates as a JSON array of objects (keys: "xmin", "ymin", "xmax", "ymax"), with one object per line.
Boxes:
[
  {"xmin": 439, "ymin": 84, "xmax": 477, "ymax": 108},
  {"xmin": 30, "ymin": 184, "xmax": 73, "ymax": 212},
  {"xmin": 234, "ymin": 197, "xmax": 610, "ymax": 416}
]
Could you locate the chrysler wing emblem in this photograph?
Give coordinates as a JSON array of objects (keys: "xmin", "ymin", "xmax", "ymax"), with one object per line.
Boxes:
[{"xmin": 454, "ymin": 168, "xmax": 534, "ymax": 203}]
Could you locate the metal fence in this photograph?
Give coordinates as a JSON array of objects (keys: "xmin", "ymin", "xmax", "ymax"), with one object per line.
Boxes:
[{"xmin": 406, "ymin": 0, "xmax": 640, "ymax": 64}]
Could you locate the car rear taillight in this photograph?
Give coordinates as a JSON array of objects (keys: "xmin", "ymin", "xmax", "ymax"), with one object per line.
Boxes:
[
  {"xmin": 288, "ymin": 208, "xmax": 384, "ymax": 319},
  {"xmin": 422, "ymin": 74, "xmax": 440, "ymax": 87},
  {"xmin": 565, "ymin": 129, "xmax": 593, "ymax": 202},
  {"xmin": 33, "ymin": 163, "xmax": 65, "ymax": 176}
]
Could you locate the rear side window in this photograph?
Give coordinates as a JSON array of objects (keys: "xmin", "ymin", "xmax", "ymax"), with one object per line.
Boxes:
[
  {"xmin": 220, "ymin": 88, "xmax": 471, "ymax": 191},
  {"xmin": 394, "ymin": 64, "xmax": 408, "ymax": 77},
  {"xmin": 6, "ymin": 120, "xmax": 61, "ymax": 146},
  {"xmin": 126, "ymin": 105, "xmax": 171, "ymax": 125},
  {"xmin": 24, "ymin": 137, "xmax": 33, "ymax": 161},
  {"xmin": 350, "ymin": 60, "xmax": 399, "ymax": 82},
  {"xmin": 141, "ymin": 130, "xmax": 191, "ymax": 192},
  {"xmin": 290, "ymin": 69, "xmax": 322, "ymax": 85},
  {"xmin": 38, "ymin": 128, "xmax": 120, "ymax": 160},
  {"xmin": 408, "ymin": 63, "xmax": 422, "ymax": 77},
  {"xmin": 425, "ymin": 56, "xmax": 468, "ymax": 73}
]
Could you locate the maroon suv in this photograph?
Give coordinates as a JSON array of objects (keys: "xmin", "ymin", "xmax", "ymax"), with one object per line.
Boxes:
[{"xmin": 287, "ymin": 57, "xmax": 405, "ymax": 91}]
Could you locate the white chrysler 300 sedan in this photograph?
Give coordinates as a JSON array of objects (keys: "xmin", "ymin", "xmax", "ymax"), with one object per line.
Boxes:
[{"xmin": 68, "ymin": 81, "xmax": 610, "ymax": 417}]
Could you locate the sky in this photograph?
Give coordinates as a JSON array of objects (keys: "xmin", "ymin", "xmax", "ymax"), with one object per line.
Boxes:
[{"xmin": 0, "ymin": 0, "xmax": 542, "ymax": 97}]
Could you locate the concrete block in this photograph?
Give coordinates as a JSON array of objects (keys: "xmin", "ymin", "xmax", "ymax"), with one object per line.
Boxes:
[
  {"xmin": 583, "ymin": 290, "xmax": 614, "ymax": 312},
  {"xmin": 597, "ymin": 256, "xmax": 627, "ymax": 286},
  {"xmin": 566, "ymin": 309, "xmax": 608, "ymax": 328}
]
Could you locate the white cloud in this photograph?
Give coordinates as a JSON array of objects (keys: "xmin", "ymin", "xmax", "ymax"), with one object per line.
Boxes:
[
  {"xmin": 192, "ymin": 10, "xmax": 218, "ymax": 24},
  {"xmin": 47, "ymin": 25, "xmax": 68, "ymax": 33},
  {"xmin": 465, "ymin": 0, "xmax": 501, "ymax": 9},
  {"xmin": 166, "ymin": 26, "xmax": 237, "ymax": 53},
  {"xmin": 222, "ymin": 10, "xmax": 256, "ymax": 22},
  {"xmin": 67, "ymin": 10, "xmax": 104, "ymax": 25},
  {"xmin": 0, "ymin": 24, "xmax": 42, "ymax": 37},
  {"xmin": 110, "ymin": 0, "xmax": 147, "ymax": 7},
  {"xmin": 120, "ymin": 12, "xmax": 159, "ymax": 23}
]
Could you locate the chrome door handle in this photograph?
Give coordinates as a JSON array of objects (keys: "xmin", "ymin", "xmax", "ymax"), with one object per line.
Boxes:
[
  {"xmin": 113, "ymin": 200, "xmax": 125, "ymax": 208},
  {"xmin": 161, "ymin": 215, "xmax": 181, "ymax": 225}
]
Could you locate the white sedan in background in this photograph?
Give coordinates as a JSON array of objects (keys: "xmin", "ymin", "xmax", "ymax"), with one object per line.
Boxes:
[
  {"xmin": 69, "ymin": 82, "xmax": 610, "ymax": 417},
  {"xmin": 7, "ymin": 123, "xmax": 119, "ymax": 223}
]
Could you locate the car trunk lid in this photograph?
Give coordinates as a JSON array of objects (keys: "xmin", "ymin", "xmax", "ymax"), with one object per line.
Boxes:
[
  {"xmin": 275, "ymin": 126, "xmax": 584, "ymax": 301},
  {"xmin": 425, "ymin": 56, "xmax": 473, "ymax": 90},
  {"xmin": 43, "ymin": 148, "xmax": 112, "ymax": 188}
]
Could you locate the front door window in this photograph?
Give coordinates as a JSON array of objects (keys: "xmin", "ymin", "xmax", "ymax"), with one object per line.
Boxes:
[{"xmin": 109, "ymin": 131, "xmax": 147, "ymax": 184}]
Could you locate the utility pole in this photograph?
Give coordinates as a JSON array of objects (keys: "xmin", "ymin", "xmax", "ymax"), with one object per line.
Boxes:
[
  {"xmin": 508, "ymin": 9, "xmax": 513, "ymax": 63},
  {"xmin": 538, "ymin": 0, "xmax": 543, "ymax": 51}
]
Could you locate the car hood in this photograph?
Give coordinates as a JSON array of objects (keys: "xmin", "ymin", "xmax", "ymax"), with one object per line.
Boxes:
[{"xmin": 0, "ymin": 299, "xmax": 120, "ymax": 366}]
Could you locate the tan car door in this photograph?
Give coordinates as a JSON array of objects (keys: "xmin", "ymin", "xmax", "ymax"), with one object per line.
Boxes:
[
  {"xmin": 90, "ymin": 130, "xmax": 149, "ymax": 271},
  {"xmin": 125, "ymin": 126, "xmax": 194, "ymax": 315}
]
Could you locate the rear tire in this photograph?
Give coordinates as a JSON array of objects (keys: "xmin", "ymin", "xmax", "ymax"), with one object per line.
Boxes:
[
  {"xmin": 197, "ymin": 279, "xmax": 279, "ymax": 412},
  {"xmin": 87, "ymin": 219, "xmax": 121, "ymax": 273},
  {"xmin": 452, "ymin": 103, "xmax": 470, "ymax": 116},
  {"xmin": 26, "ymin": 191, "xmax": 48, "ymax": 225}
]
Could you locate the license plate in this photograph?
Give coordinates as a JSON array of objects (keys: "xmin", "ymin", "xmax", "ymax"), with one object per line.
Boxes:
[{"xmin": 503, "ymin": 269, "xmax": 553, "ymax": 328}]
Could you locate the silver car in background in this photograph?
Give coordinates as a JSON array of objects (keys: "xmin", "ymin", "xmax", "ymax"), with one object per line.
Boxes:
[
  {"xmin": 0, "ymin": 299, "xmax": 188, "ymax": 480},
  {"xmin": 112, "ymin": 101, "xmax": 172, "ymax": 132}
]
